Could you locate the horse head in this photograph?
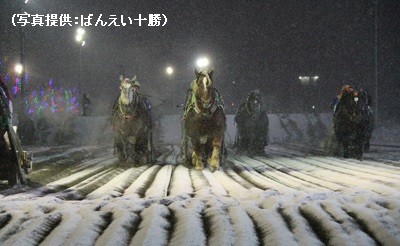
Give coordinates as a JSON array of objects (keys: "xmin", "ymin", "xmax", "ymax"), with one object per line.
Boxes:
[
  {"xmin": 119, "ymin": 75, "xmax": 137, "ymax": 105},
  {"xmin": 193, "ymin": 69, "xmax": 214, "ymax": 110},
  {"xmin": 118, "ymin": 75, "xmax": 140, "ymax": 118},
  {"xmin": 336, "ymin": 90, "xmax": 362, "ymax": 124},
  {"xmin": 246, "ymin": 89, "xmax": 262, "ymax": 114}
]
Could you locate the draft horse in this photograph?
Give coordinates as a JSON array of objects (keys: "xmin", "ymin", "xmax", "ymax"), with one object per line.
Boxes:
[
  {"xmin": 112, "ymin": 75, "xmax": 154, "ymax": 164},
  {"xmin": 181, "ymin": 69, "xmax": 226, "ymax": 172},
  {"xmin": 234, "ymin": 89, "xmax": 269, "ymax": 155},
  {"xmin": 334, "ymin": 89, "xmax": 368, "ymax": 159}
]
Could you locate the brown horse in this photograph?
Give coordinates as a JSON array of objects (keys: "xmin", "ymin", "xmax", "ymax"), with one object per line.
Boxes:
[
  {"xmin": 112, "ymin": 75, "xmax": 153, "ymax": 164},
  {"xmin": 181, "ymin": 69, "xmax": 226, "ymax": 172}
]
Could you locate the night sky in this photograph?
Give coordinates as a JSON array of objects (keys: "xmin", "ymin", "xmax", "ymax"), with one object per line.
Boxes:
[{"xmin": 1, "ymin": 0, "xmax": 399, "ymax": 120}]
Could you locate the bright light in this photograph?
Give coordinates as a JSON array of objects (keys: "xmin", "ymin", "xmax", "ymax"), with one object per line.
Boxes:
[
  {"xmin": 76, "ymin": 28, "xmax": 85, "ymax": 43},
  {"xmin": 166, "ymin": 66, "xmax": 174, "ymax": 75},
  {"xmin": 196, "ymin": 57, "xmax": 209, "ymax": 68},
  {"xmin": 82, "ymin": 41, "xmax": 86, "ymax": 46},
  {"xmin": 76, "ymin": 35, "xmax": 83, "ymax": 42},
  {"xmin": 25, "ymin": 0, "xmax": 29, "ymax": 3},
  {"xmin": 15, "ymin": 64, "xmax": 23, "ymax": 74},
  {"xmin": 299, "ymin": 75, "xmax": 319, "ymax": 85},
  {"xmin": 77, "ymin": 28, "xmax": 85, "ymax": 36}
]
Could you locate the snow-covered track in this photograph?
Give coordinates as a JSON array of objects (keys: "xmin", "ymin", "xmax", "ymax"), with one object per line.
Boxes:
[{"xmin": 0, "ymin": 144, "xmax": 399, "ymax": 245}]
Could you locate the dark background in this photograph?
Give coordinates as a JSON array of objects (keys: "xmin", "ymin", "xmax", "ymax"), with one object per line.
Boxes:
[{"xmin": 1, "ymin": 0, "xmax": 399, "ymax": 121}]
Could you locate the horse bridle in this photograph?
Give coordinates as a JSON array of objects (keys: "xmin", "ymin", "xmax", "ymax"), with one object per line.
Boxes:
[
  {"xmin": 246, "ymin": 98, "xmax": 261, "ymax": 115},
  {"xmin": 193, "ymin": 88, "xmax": 218, "ymax": 116},
  {"xmin": 119, "ymin": 88, "xmax": 139, "ymax": 119}
]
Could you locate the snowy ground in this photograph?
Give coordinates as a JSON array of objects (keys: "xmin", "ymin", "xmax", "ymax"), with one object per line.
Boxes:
[{"xmin": 1, "ymin": 143, "xmax": 400, "ymax": 246}]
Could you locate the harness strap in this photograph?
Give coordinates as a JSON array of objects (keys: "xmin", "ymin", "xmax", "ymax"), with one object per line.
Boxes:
[
  {"xmin": 119, "ymin": 93, "xmax": 139, "ymax": 119},
  {"xmin": 192, "ymin": 88, "xmax": 223, "ymax": 116}
]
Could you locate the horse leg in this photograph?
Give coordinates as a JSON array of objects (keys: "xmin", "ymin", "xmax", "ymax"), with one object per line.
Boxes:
[
  {"xmin": 115, "ymin": 135, "xmax": 126, "ymax": 161},
  {"xmin": 251, "ymin": 131, "xmax": 260, "ymax": 155},
  {"xmin": 238, "ymin": 135, "xmax": 248, "ymax": 154},
  {"xmin": 355, "ymin": 144, "xmax": 363, "ymax": 160},
  {"xmin": 342, "ymin": 140, "xmax": 349, "ymax": 158},
  {"xmin": 113, "ymin": 138, "xmax": 117, "ymax": 155},
  {"xmin": 363, "ymin": 128, "xmax": 372, "ymax": 153},
  {"xmin": 127, "ymin": 135, "xmax": 137, "ymax": 162},
  {"xmin": 192, "ymin": 141, "xmax": 203, "ymax": 170},
  {"xmin": 122, "ymin": 139, "xmax": 129, "ymax": 161},
  {"xmin": 354, "ymin": 133, "xmax": 364, "ymax": 160},
  {"xmin": 209, "ymin": 136, "xmax": 223, "ymax": 172},
  {"xmin": 118, "ymin": 144, "xmax": 126, "ymax": 161}
]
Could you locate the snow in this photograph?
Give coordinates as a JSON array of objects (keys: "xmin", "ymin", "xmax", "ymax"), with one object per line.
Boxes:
[{"xmin": 1, "ymin": 117, "xmax": 400, "ymax": 245}]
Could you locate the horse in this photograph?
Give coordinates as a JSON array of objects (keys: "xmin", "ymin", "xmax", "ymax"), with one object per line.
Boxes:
[
  {"xmin": 112, "ymin": 75, "xmax": 154, "ymax": 164},
  {"xmin": 181, "ymin": 69, "xmax": 226, "ymax": 172},
  {"xmin": 234, "ymin": 89, "xmax": 269, "ymax": 155},
  {"xmin": 333, "ymin": 89, "xmax": 368, "ymax": 159}
]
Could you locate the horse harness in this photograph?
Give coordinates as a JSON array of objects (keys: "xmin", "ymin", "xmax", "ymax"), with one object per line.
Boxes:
[
  {"xmin": 184, "ymin": 88, "xmax": 224, "ymax": 120},
  {"xmin": 118, "ymin": 92, "xmax": 139, "ymax": 119}
]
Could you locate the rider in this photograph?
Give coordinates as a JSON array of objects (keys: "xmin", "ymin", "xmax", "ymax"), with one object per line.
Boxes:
[
  {"xmin": 132, "ymin": 79, "xmax": 152, "ymax": 114},
  {"xmin": 132, "ymin": 80, "xmax": 140, "ymax": 91}
]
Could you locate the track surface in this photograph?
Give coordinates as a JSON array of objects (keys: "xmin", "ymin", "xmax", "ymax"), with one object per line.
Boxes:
[{"xmin": 1, "ymin": 144, "xmax": 400, "ymax": 245}]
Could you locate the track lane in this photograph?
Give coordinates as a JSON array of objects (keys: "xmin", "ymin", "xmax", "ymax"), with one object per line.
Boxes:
[{"xmin": 1, "ymin": 144, "xmax": 400, "ymax": 245}]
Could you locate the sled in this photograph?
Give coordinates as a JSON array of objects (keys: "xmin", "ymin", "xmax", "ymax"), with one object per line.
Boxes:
[{"xmin": 0, "ymin": 122, "xmax": 32, "ymax": 186}]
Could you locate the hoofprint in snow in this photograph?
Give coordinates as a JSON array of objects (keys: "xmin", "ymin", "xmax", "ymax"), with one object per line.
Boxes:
[{"xmin": 0, "ymin": 144, "xmax": 400, "ymax": 245}]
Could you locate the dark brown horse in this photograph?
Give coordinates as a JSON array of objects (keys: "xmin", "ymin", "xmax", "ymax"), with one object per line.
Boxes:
[
  {"xmin": 112, "ymin": 75, "xmax": 153, "ymax": 164},
  {"xmin": 234, "ymin": 89, "xmax": 269, "ymax": 155},
  {"xmin": 181, "ymin": 69, "xmax": 225, "ymax": 172},
  {"xmin": 334, "ymin": 90, "xmax": 367, "ymax": 159}
]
